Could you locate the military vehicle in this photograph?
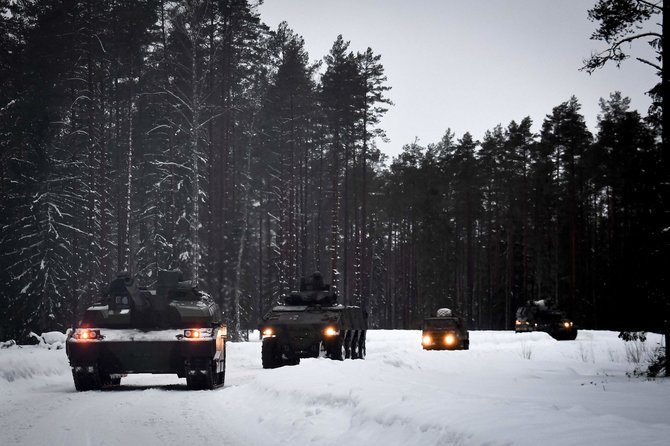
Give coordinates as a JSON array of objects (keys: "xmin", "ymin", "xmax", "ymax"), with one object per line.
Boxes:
[
  {"xmin": 66, "ymin": 270, "xmax": 227, "ymax": 391},
  {"xmin": 421, "ymin": 308, "xmax": 470, "ymax": 350},
  {"xmin": 259, "ymin": 272, "xmax": 368, "ymax": 369},
  {"xmin": 515, "ymin": 299, "xmax": 577, "ymax": 340}
]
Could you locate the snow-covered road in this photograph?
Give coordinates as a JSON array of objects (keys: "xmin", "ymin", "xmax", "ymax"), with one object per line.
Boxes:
[{"xmin": 1, "ymin": 330, "xmax": 668, "ymax": 446}]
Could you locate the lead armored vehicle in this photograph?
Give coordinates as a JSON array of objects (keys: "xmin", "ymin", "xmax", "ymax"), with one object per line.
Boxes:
[
  {"xmin": 66, "ymin": 271, "xmax": 227, "ymax": 390},
  {"xmin": 515, "ymin": 299, "xmax": 577, "ymax": 340},
  {"xmin": 259, "ymin": 272, "xmax": 368, "ymax": 369},
  {"xmin": 421, "ymin": 308, "xmax": 469, "ymax": 350}
]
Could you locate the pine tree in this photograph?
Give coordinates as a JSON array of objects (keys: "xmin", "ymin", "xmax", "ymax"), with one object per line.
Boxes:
[
  {"xmin": 321, "ymin": 35, "xmax": 364, "ymax": 298},
  {"xmin": 355, "ymin": 47, "xmax": 391, "ymax": 310},
  {"xmin": 540, "ymin": 97, "xmax": 592, "ymax": 319}
]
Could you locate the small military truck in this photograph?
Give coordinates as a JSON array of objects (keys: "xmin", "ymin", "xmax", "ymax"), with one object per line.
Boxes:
[
  {"xmin": 66, "ymin": 270, "xmax": 227, "ymax": 390},
  {"xmin": 515, "ymin": 299, "xmax": 577, "ymax": 340},
  {"xmin": 259, "ymin": 272, "xmax": 368, "ymax": 369},
  {"xmin": 421, "ymin": 308, "xmax": 469, "ymax": 350}
]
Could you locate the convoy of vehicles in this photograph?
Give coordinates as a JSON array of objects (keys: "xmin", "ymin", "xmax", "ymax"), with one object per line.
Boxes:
[
  {"xmin": 63, "ymin": 267, "xmax": 583, "ymax": 391},
  {"xmin": 66, "ymin": 270, "xmax": 227, "ymax": 391},
  {"xmin": 258, "ymin": 272, "xmax": 368, "ymax": 368},
  {"xmin": 421, "ymin": 308, "xmax": 470, "ymax": 350}
]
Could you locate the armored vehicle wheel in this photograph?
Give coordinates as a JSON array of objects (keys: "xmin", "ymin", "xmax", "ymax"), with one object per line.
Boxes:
[
  {"xmin": 285, "ymin": 356, "xmax": 300, "ymax": 366},
  {"xmin": 101, "ymin": 374, "xmax": 121, "ymax": 387},
  {"xmin": 216, "ymin": 351, "xmax": 226, "ymax": 386},
  {"xmin": 350, "ymin": 332, "xmax": 360, "ymax": 359},
  {"xmin": 309, "ymin": 342, "xmax": 321, "ymax": 358},
  {"xmin": 318, "ymin": 341, "xmax": 328, "ymax": 358},
  {"xmin": 328, "ymin": 336, "xmax": 347, "ymax": 361},
  {"xmin": 344, "ymin": 332, "xmax": 352, "ymax": 359},
  {"xmin": 186, "ymin": 374, "xmax": 196, "ymax": 389},
  {"xmin": 185, "ymin": 358, "xmax": 217, "ymax": 390},
  {"xmin": 262, "ymin": 337, "xmax": 282, "ymax": 369},
  {"xmin": 72, "ymin": 371, "xmax": 89, "ymax": 391},
  {"xmin": 202, "ymin": 365, "xmax": 215, "ymax": 390},
  {"xmin": 72, "ymin": 366, "xmax": 102, "ymax": 391},
  {"xmin": 357, "ymin": 333, "xmax": 366, "ymax": 359}
]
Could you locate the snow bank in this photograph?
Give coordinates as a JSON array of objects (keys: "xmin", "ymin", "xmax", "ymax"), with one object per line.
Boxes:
[
  {"xmin": 0, "ymin": 330, "xmax": 667, "ymax": 446},
  {"xmin": 1, "ymin": 339, "xmax": 16, "ymax": 349},
  {"xmin": 0, "ymin": 331, "xmax": 70, "ymax": 382},
  {"xmin": 0, "ymin": 344, "xmax": 70, "ymax": 382},
  {"xmin": 26, "ymin": 330, "xmax": 68, "ymax": 349}
]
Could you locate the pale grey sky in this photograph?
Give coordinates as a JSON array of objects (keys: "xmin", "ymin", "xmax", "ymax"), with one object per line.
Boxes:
[{"xmin": 258, "ymin": 0, "xmax": 658, "ymax": 158}]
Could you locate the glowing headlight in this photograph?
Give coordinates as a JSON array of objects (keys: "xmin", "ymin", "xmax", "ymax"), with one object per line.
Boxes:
[
  {"xmin": 422, "ymin": 335, "xmax": 432, "ymax": 346},
  {"xmin": 563, "ymin": 321, "xmax": 572, "ymax": 328},
  {"xmin": 74, "ymin": 329, "xmax": 101, "ymax": 340},
  {"xmin": 184, "ymin": 329, "xmax": 202, "ymax": 338},
  {"xmin": 262, "ymin": 327, "xmax": 275, "ymax": 337},
  {"xmin": 444, "ymin": 334, "xmax": 456, "ymax": 345},
  {"xmin": 324, "ymin": 326, "xmax": 339, "ymax": 337},
  {"xmin": 184, "ymin": 328, "xmax": 215, "ymax": 339}
]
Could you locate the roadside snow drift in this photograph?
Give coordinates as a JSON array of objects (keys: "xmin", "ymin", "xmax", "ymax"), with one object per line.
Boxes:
[{"xmin": 1, "ymin": 330, "xmax": 667, "ymax": 446}]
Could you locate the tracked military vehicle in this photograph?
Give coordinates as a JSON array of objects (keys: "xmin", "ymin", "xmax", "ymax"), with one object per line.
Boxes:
[
  {"xmin": 259, "ymin": 272, "xmax": 368, "ymax": 369},
  {"xmin": 515, "ymin": 299, "xmax": 577, "ymax": 340},
  {"xmin": 421, "ymin": 308, "xmax": 469, "ymax": 350},
  {"xmin": 66, "ymin": 271, "xmax": 227, "ymax": 390}
]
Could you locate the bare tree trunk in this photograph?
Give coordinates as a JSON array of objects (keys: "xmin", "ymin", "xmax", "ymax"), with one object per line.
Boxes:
[
  {"xmin": 232, "ymin": 145, "xmax": 252, "ymax": 341},
  {"xmin": 330, "ymin": 133, "xmax": 341, "ymax": 294},
  {"xmin": 315, "ymin": 136, "xmax": 324, "ymax": 272},
  {"xmin": 123, "ymin": 96, "xmax": 134, "ymax": 273},
  {"xmin": 258, "ymin": 194, "xmax": 264, "ymax": 324},
  {"xmin": 190, "ymin": 48, "xmax": 200, "ymax": 282},
  {"xmin": 342, "ymin": 137, "xmax": 351, "ymax": 305}
]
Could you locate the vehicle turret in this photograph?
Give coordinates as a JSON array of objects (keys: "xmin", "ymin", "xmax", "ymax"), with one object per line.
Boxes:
[
  {"xmin": 82, "ymin": 270, "xmax": 219, "ymax": 330},
  {"xmin": 283, "ymin": 271, "xmax": 338, "ymax": 307}
]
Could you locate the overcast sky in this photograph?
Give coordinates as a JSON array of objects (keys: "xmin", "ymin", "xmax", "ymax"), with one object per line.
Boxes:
[{"xmin": 257, "ymin": 0, "xmax": 658, "ymax": 158}]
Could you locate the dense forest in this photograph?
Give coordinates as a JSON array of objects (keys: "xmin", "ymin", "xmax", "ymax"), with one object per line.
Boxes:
[{"xmin": 0, "ymin": 0, "xmax": 665, "ymax": 340}]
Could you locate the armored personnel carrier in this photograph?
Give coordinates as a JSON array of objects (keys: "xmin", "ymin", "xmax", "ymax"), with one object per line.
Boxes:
[
  {"xmin": 421, "ymin": 308, "xmax": 469, "ymax": 350},
  {"xmin": 515, "ymin": 299, "xmax": 577, "ymax": 340},
  {"xmin": 66, "ymin": 271, "xmax": 227, "ymax": 390},
  {"xmin": 259, "ymin": 272, "xmax": 368, "ymax": 369}
]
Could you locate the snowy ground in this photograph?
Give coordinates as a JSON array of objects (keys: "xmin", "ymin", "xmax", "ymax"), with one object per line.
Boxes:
[{"xmin": 1, "ymin": 330, "xmax": 668, "ymax": 446}]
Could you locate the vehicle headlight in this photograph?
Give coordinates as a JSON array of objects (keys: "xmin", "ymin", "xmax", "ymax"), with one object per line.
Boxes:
[
  {"xmin": 184, "ymin": 329, "xmax": 201, "ymax": 338},
  {"xmin": 444, "ymin": 334, "xmax": 456, "ymax": 345},
  {"xmin": 261, "ymin": 327, "xmax": 275, "ymax": 338},
  {"xmin": 563, "ymin": 321, "xmax": 572, "ymax": 328},
  {"xmin": 422, "ymin": 335, "xmax": 432, "ymax": 345},
  {"xmin": 184, "ymin": 328, "xmax": 213, "ymax": 339},
  {"xmin": 74, "ymin": 328, "xmax": 101, "ymax": 340},
  {"xmin": 324, "ymin": 326, "xmax": 339, "ymax": 337}
]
